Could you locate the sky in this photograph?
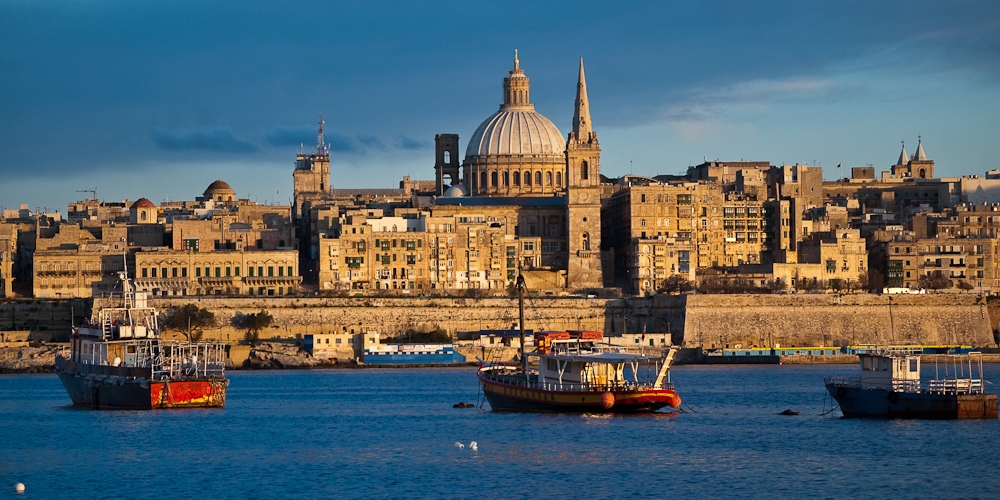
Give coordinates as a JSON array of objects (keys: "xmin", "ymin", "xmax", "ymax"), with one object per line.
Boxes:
[{"xmin": 2, "ymin": 0, "xmax": 999, "ymax": 214}]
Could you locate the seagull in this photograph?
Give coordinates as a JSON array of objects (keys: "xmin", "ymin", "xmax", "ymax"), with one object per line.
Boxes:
[
  {"xmin": 454, "ymin": 442, "xmax": 464, "ymax": 448},
  {"xmin": 469, "ymin": 441, "xmax": 478, "ymax": 451}
]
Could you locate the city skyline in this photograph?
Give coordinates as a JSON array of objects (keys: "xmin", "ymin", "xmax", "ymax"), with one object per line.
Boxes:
[{"xmin": 2, "ymin": 0, "xmax": 998, "ymax": 213}]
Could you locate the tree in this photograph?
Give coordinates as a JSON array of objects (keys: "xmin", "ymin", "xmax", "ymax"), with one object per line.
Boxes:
[
  {"xmin": 659, "ymin": 275, "xmax": 694, "ymax": 294},
  {"xmin": 164, "ymin": 304, "xmax": 216, "ymax": 342},
  {"xmin": 957, "ymin": 281, "xmax": 974, "ymax": 292},
  {"xmin": 918, "ymin": 271, "xmax": 952, "ymax": 290},
  {"xmin": 860, "ymin": 270, "xmax": 884, "ymax": 293},
  {"xmin": 232, "ymin": 310, "xmax": 274, "ymax": 347}
]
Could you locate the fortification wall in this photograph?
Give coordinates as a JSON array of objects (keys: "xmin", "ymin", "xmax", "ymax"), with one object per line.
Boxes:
[{"xmin": 676, "ymin": 294, "xmax": 994, "ymax": 348}]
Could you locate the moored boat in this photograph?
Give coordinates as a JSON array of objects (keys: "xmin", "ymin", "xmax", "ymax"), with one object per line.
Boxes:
[
  {"xmin": 825, "ymin": 350, "xmax": 997, "ymax": 419},
  {"xmin": 477, "ymin": 275, "xmax": 681, "ymax": 413},
  {"xmin": 55, "ymin": 265, "xmax": 229, "ymax": 409}
]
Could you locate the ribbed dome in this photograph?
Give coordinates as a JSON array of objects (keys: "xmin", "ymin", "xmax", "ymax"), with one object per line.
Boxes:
[{"xmin": 465, "ymin": 110, "xmax": 564, "ymax": 158}]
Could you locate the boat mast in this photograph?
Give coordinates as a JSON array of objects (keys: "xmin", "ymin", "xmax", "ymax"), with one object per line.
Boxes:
[{"xmin": 516, "ymin": 273, "xmax": 528, "ymax": 380}]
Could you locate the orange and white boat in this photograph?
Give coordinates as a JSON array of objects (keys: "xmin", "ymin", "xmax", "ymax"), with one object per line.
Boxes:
[{"xmin": 477, "ymin": 275, "xmax": 681, "ymax": 413}]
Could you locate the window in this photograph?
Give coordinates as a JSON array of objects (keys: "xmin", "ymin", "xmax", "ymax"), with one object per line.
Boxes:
[
  {"xmin": 513, "ymin": 171, "xmax": 520, "ymax": 186},
  {"xmin": 268, "ymin": 266, "xmax": 274, "ymax": 277},
  {"xmin": 525, "ymin": 171, "xmax": 532, "ymax": 186},
  {"xmin": 523, "ymin": 241, "xmax": 535, "ymax": 251},
  {"xmin": 503, "ymin": 171, "xmax": 509, "ymax": 186},
  {"xmin": 582, "ymin": 232, "xmax": 591, "ymax": 251},
  {"xmin": 491, "ymin": 171, "xmax": 498, "ymax": 187},
  {"xmin": 581, "ymin": 161, "xmax": 589, "ymax": 180},
  {"xmin": 556, "ymin": 172, "xmax": 562, "ymax": 186},
  {"xmin": 535, "ymin": 172, "xmax": 542, "ymax": 186},
  {"xmin": 546, "ymin": 172, "xmax": 552, "ymax": 186},
  {"xmin": 480, "ymin": 172, "xmax": 487, "ymax": 189}
]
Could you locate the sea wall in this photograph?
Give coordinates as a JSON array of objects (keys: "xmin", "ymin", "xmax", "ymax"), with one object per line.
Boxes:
[
  {"xmin": 676, "ymin": 294, "xmax": 995, "ymax": 348},
  {"xmin": 2, "ymin": 293, "xmax": 996, "ymax": 349}
]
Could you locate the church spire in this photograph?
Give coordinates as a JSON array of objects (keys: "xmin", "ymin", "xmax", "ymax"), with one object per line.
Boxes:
[
  {"xmin": 914, "ymin": 136, "xmax": 927, "ymax": 161},
  {"xmin": 572, "ymin": 57, "xmax": 592, "ymax": 139},
  {"xmin": 897, "ymin": 140, "xmax": 909, "ymax": 165}
]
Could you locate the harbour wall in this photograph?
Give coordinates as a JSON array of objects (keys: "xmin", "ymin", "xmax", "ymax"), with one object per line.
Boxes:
[{"xmin": 2, "ymin": 294, "xmax": 997, "ymax": 349}]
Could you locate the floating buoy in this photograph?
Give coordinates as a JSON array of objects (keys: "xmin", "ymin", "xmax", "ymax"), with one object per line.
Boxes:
[
  {"xmin": 469, "ymin": 441, "xmax": 478, "ymax": 451},
  {"xmin": 454, "ymin": 442, "xmax": 464, "ymax": 448},
  {"xmin": 667, "ymin": 394, "xmax": 682, "ymax": 408},
  {"xmin": 15, "ymin": 483, "xmax": 25, "ymax": 493},
  {"xmin": 600, "ymin": 392, "xmax": 615, "ymax": 409}
]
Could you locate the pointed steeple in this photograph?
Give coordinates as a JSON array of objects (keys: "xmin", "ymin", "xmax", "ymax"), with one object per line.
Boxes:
[
  {"xmin": 914, "ymin": 136, "xmax": 927, "ymax": 161},
  {"xmin": 572, "ymin": 58, "xmax": 592, "ymax": 139},
  {"xmin": 897, "ymin": 141, "xmax": 909, "ymax": 165}
]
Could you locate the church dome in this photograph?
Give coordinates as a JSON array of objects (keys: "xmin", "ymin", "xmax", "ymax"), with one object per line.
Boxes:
[
  {"xmin": 130, "ymin": 198, "xmax": 155, "ymax": 209},
  {"xmin": 204, "ymin": 179, "xmax": 235, "ymax": 202},
  {"xmin": 465, "ymin": 109, "xmax": 564, "ymax": 158},
  {"xmin": 462, "ymin": 51, "xmax": 568, "ymax": 197}
]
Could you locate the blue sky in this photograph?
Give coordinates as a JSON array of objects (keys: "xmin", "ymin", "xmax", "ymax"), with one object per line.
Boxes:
[{"xmin": 2, "ymin": 1, "xmax": 998, "ymax": 213}]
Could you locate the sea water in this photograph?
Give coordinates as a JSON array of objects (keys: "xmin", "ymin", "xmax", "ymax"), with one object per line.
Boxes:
[{"xmin": 1, "ymin": 364, "xmax": 999, "ymax": 499}]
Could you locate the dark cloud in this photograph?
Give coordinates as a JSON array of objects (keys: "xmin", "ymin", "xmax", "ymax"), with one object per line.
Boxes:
[
  {"xmin": 152, "ymin": 127, "xmax": 259, "ymax": 153},
  {"xmin": 264, "ymin": 126, "xmax": 317, "ymax": 148},
  {"xmin": 395, "ymin": 136, "xmax": 431, "ymax": 150}
]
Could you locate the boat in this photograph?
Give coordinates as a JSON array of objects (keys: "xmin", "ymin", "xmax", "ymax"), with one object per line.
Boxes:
[
  {"xmin": 824, "ymin": 350, "xmax": 997, "ymax": 419},
  {"xmin": 476, "ymin": 274, "xmax": 681, "ymax": 413},
  {"xmin": 54, "ymin": 264, "xmax": 229, "ymax": 409}
]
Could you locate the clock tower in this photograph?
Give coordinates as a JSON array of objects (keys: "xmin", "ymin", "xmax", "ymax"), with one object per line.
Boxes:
[{"xmin": 565, "ymin": 59, "xmax": 603, "ymax": 288}]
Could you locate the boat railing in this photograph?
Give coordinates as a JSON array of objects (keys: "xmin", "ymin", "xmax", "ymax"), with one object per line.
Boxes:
[
  {"xmin": 825, "ymin": 376, "xmax": 920, "ymax": 393},
  {"xmin": 927, "ymin": 378, "xmax": 984, "ymax": 395},
  {"xmin": 154, "ymin": 341, "xmax": 227, "ymax": 381},
  {"xmin": 481, "ymin": 369, "xmax": 656, "ymax": 392}
]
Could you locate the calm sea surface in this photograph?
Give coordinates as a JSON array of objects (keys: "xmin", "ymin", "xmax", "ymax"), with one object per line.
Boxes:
[{"xmin": 2, "ymin": 364, "xmax": 999, "ymax": 499}]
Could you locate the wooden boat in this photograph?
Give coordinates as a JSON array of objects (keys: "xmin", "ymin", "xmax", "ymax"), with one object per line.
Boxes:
[
  {"xmin": 55, "ymin": 264, "xmax": 229, "ymax": 409},
  {"xmin": 477, "ymin": 275, "xmax": 681, "ymax": 413},
  {"xmin": 825, "ymin": 350, "xmax": 997, "ymax": 419}
]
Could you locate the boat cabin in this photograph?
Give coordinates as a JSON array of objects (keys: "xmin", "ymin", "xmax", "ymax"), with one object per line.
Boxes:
[{"xmin": 858, "ymin": 353, "xmax": 921, "ymax": 392}]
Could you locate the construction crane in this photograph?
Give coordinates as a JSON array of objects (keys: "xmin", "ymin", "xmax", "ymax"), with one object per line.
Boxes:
[{"xmin": 76, "ymin": 187, "xmax": 97, "ymax": 200}]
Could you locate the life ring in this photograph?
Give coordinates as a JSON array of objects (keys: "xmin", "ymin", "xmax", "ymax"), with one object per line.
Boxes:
[
  {"xmin": 888, "ymin": 391, "xmax": 899, "ymax": 404},
  {"xmin": 835, "ymin": 387, "xmax": 846, "ymax": 398}
]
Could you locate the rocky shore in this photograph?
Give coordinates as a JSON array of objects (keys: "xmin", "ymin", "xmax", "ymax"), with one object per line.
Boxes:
[{"xmin": 0, "ymin": 345, "xmax": 68, "ymax": 374}]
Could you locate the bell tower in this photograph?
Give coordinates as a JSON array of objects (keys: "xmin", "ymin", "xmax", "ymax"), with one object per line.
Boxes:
[
  {"xmin": 293, "ymin": 117, "xmax": 331, "ymax": 221},
  {"xmin": 566, "ymin": 58, "xmax": 603, "ymax": 288}
]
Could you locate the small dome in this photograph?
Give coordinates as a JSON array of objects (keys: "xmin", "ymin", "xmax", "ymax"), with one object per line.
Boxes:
[
  {"xmin": 204, "ymin": 179, "xmax": 236, "ymax": 202},
  {"xmin": 206, "ymin": 180, "xmax": 233, "ymax": 192},
  {"xmin": 130, "ymin": 198, "xmax": 155, "ymax": 209},
  {"xmin": 443, "ymin": 184, "xmax": 468, "ymax": 197}
]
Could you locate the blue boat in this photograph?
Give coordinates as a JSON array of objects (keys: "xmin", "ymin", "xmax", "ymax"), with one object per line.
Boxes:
[
  {"xmin": 825, "ymin": 351, "xmax": 997, "ymax": 419},
  {"xmin": 363, "ymin": 343, "xmax": 466, "ymax": 365}
]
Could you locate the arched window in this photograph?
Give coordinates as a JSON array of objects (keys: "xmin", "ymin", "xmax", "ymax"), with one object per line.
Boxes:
[
  {"xmin": 140, "ymin": 211, "xmax": 146, "ymax": 221},
  {"xmin": 392, "ymin": 224, "xmax": 397, "ymax": 232},
  {"xmin": 443, "ymin": 151, "xmax": 451, "ymax": 164},
  {"xmin": 919, "ymin": 168, "xmax": 927, "ymax": 179},
  {"xmin": 581, "ymin": 161, "xmax": 589, "ymax": 180},
  {"xmin": 556, "ymin": 172, "xmax": 562, "ymax": 186},
  {"xmin": 491, "ymin": 171, "xmax": 498, "ymax": 187},
  {"xmin": 546, "ymin": 172, "xmax": 552, "ymax": 186},
  {"xmin": 525, "ymin": 171, "xmax": 532, "ymax": 186},
  {"xmin": 513, "ymin": 171, "xmax": 520, "ymax": 186},
  {"xmin": 503, "ymin": 171, "xmax": 509, "ymax": 186},
  {"xmin": 535, "ymin": 172, "xmax": 542, "ymax": 186},
  {"xmin": 480, "ymin": 172, "xmax": 487, "ymax": 190},
  {"xmin": 582, "ymin": 232, "xmax": 591, "ymax": 251}
]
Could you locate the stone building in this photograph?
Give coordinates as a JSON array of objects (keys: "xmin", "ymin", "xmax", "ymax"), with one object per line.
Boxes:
[
  {"xmin": 0, "ymin": 223, "xmax": 16, "ymax": 297},
  {"xmin": 301, "ymin": 51, "xmax": 604, "ymax": 291}
]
